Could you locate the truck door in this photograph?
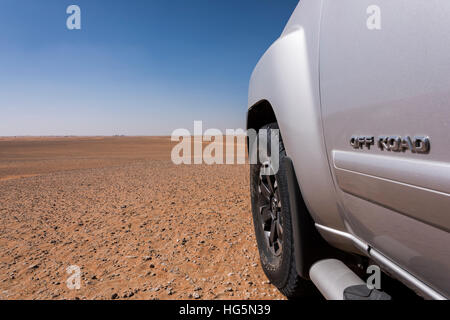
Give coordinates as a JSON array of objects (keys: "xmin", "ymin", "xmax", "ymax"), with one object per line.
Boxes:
[{"xmin": 320, "ymin": 0, "xmax": 450, "ymax": 296}]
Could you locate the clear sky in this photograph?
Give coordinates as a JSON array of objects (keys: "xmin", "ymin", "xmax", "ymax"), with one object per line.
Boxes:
[{"xmin": 0, "ymin": 0, "xmax": 299, "ymax": 136}]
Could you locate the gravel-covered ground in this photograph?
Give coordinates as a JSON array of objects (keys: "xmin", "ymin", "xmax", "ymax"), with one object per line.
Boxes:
[{"xmin": 0, "ymin": 137, "xmax": 285, "ymax": 300}]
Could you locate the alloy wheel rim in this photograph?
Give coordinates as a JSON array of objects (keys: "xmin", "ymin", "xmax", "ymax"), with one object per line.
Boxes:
[{"xmin": 258, "ymin": 163, "xmax": 283, "ymax": 257}]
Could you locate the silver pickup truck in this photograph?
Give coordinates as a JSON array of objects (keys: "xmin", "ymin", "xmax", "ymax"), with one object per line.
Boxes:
[{"xmin": 247, "ymin": 0, "xmax": 450, "ymax": 300}]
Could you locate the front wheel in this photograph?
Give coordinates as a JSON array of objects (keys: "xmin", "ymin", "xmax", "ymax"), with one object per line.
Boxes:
[{"xmin": 250, "ymin": 123, "xmax": 316, "ymax": 298}]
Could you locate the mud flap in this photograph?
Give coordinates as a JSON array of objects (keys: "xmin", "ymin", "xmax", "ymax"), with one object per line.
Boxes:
[{"xmin": 283, "ymin": 156, "xmax": 332, "ymax": 279}]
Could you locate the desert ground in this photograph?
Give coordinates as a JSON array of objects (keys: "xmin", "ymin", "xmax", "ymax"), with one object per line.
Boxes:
[{"xmin": 0, "ymin": 136, "xmax": 285, "ymax": 300}]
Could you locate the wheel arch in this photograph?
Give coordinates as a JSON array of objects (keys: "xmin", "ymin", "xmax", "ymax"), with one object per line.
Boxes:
[
  {"xmin": 248, "ymin": 18, "xmax": 350, "ymax": 252},
  {"xmin": 247, "ymin": 99, "xmax": 277, "ymax": 132}
]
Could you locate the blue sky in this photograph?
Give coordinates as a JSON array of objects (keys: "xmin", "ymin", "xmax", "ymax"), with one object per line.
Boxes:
[{"xmin": 0, "ymin": 0, "xmax": 299, "ymax": 136}]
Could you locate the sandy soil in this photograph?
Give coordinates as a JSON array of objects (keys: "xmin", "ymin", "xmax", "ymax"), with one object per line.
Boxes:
[{"xmin": 0, "ymin": 137, "xmax": 285, "ymax": 300}]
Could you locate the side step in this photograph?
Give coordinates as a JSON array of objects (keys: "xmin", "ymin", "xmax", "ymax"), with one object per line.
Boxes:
[{"xmin": 309, "ymin": 259, "xmax": 391, "ymax": 300}]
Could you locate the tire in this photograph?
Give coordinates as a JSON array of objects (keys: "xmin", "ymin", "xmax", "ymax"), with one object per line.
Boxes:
[{"xmin": 250, "ymin": 123, "xmax": 317, "ymax": 298}]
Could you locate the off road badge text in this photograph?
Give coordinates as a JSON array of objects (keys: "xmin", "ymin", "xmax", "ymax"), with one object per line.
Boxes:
[{"xmin": 350, "ymin": 135, "xmax": 430, "ymax": 154}]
